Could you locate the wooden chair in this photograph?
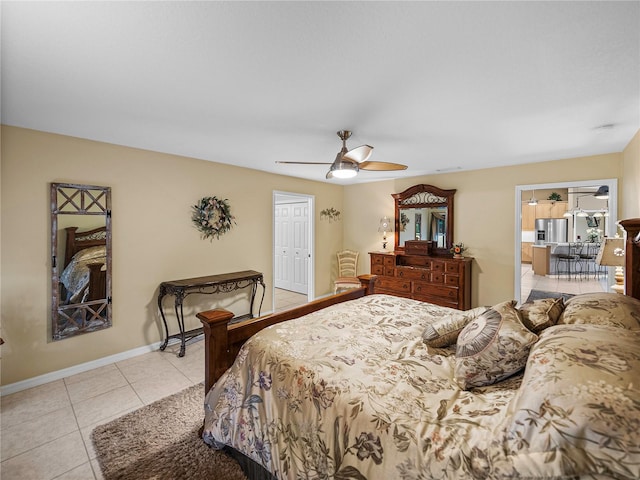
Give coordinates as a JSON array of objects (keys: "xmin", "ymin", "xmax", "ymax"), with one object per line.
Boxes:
[{"xmin": 334, "ymin": 250, "xmax": 361, "ymax": 293}]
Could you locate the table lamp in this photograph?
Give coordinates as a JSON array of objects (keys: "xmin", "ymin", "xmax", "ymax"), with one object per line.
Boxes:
[
  {"xmin": 596, "ymin": 237, "xmax": 625, "ymax": 294},
  {"xmin": 378, "ymin": 216, "xmax": 394, "ymax": 250}
]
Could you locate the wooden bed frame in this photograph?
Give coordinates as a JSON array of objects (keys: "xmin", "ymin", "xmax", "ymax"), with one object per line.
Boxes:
[
  {"xmin": 63, "ymin": 225, "xmax": 107, "ymax": 303},
  {"xmin": 198, "ymin": 218, "xmax": 640, "ymax": 394}
]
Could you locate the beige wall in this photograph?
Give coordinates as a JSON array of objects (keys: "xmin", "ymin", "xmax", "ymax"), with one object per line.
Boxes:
[
  {"xmin": 622, "ymin": 129, "xmax": 640, "ymax": 218},
  {"xmin": 1, "ymin": 125, "xmax": 637, "ymax": 386},
  {"xmin": 1, "ymin": 126, "xmax": 344, "ymax": 385},
  {"xmin": 344, "ymin": 152, "xmax": 624, "ymax": 308}
]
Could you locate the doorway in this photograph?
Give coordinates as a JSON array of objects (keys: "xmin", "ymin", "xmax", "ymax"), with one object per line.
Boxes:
[
  {"xmin": 514, "ymin": 179, "xmax": 618, "ymax": 303},
  {"xmin": 273, "ymin": 192, "xmax": 314, "ymax": 312}
]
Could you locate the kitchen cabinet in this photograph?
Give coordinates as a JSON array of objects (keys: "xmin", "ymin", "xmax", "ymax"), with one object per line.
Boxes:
[
  {"xmin": 521, "ymin": 242, "xmax": 533, "ymax": 264},
  {"xmin": 535, "ymin": 201, "xmax": 568, "ymax": 219},
  {"xmin": 532, "ymin": 245, "xmax": 551, "ymax": 276},
  {"xmin": 522, "ymin": 203, "xmax": 536, "ymax": 230}
]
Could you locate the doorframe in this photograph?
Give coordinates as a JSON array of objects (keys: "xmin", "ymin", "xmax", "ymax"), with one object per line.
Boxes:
[
  {"xmin": 514, "ymin": 178, "xmax": 618, "ymax": 303},
  {"xmin": 272, "ymin": 191, "xmax": 315, "ymax": 310}
]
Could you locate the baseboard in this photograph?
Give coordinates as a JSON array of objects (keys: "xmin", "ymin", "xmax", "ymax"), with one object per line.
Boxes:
[
  {"xmin": 1, "ymin": 306, "xmax": 290, "ymax": 397},
  {"xmin": 1, "ymin": 339, "xmax": 172, "ymax": 396}
]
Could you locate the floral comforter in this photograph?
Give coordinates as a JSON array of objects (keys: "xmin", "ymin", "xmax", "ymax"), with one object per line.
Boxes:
[{"xmin": 202, "ymin": 294, "xmax": 640, "ymax": 479}]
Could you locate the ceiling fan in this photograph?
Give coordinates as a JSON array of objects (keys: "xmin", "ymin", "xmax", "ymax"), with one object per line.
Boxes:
[{"xmin": 276, "ymin": 130, "xmax": 408, "ymax": 179}]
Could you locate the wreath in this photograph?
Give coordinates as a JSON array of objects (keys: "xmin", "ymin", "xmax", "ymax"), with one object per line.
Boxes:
[{"xmin": 191, "ymin": 196, "xmax": 236, "ymax": 240}]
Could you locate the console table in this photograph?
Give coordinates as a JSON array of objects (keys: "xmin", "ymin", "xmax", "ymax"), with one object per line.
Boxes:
[{"xmin": 157, "ymin": 270, "xmax": 265, "ymax": 357}]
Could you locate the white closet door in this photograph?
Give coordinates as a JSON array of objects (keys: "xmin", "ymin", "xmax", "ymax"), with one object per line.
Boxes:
[
  {"xmin": 290, "ymin": 202, "xmax": 309, "ymax": 294},
  {"xmin": 274, "ymin": 204, "xmax": 291, "ymax": 290}
]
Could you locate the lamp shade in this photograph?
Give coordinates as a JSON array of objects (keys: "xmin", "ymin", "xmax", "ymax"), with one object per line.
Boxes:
[
  {"xmin": 596, "ymin": 237, "xmax": 625, "ymax": 267},
  {"xmin": 378, "ymin": 216, "xmax": 393, "ymax": 233}
]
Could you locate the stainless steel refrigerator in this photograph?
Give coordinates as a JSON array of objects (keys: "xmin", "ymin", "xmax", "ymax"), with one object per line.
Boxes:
[{"xmin": 535, "ymin": 218, "xmax": 568, "ymax": 245}]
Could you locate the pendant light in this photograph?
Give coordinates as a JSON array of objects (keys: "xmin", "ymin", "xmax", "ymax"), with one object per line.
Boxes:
[{"xmin": 527, "ymin": 190, "xmax": 538, "ymax": 206}]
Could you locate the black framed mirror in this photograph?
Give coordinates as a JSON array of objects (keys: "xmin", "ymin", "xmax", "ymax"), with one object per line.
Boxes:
[
  {"xmin": 393, "ymin": 184, "xmax": 456, "ymax": 255},
  {"xmin": 51, "ymin": 183, "xmax": 112, "ymax": 340}
]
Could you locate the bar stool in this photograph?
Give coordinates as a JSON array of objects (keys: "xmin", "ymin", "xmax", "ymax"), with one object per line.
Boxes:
[
  {"xmin": 579, "ymin": 242, "xmax": 601, "ymax": 279},
  {"xmin": 556, "ymin": 242, "xmax": 583, "ymax": 280}
]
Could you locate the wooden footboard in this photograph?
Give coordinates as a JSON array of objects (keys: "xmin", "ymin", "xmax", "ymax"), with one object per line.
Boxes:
[{"xmin": 197, "ymin": 286, "xmax": 369, "ymax": 393}]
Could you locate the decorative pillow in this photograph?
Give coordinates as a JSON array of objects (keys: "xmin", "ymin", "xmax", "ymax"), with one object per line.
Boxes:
[
  {"xmin": 422, "ymin": 306, "xmax": 488, "ymax": 347},
  {"xmin": 454, "ymin": 300, "xmax": 538, "ymax": 390},
  {"xmin": 518, "ymin": 297, "xmax": 564, "ymax": 334},
  {"xmin": 558, "ymin": 292, "xmax": 640, "ymax": 330}
]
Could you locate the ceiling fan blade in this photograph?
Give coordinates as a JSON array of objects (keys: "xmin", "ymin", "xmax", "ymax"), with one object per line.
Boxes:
[
  {"xmin": 343, "ymin": 145, "xmax": 373, "ymax": 163},
  {"xmin": 276, "ymin": 161, "xmax": 332, "ymax": 165},
  {"xmin": 359, "ymin": 161, "xmax": 408, "ymax": 171}
]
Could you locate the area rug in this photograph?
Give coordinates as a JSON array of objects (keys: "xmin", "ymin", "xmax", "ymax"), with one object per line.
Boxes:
[
  {"xmin": 526, "ymin": 289, "xmax": 574, "ymax": 303},
  {"xmin": 91, "ymin": 383, "xmax": 248, "ymax": 480}
]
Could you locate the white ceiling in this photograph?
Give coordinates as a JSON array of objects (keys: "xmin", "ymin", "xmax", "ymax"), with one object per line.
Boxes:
[{"xmin": 2, "ymin": 1, "xmax": 639, "ymax": 184}]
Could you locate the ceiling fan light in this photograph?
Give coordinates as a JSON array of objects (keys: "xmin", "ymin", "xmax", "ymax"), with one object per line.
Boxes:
[
  {"xmin": 594, "ymin": 185, "xmax": 609, "ymax": 199},
  {"xmin": 327, "ymin": 155, "xmax": 359, "ymax": 179},
  {"xmin": 331, "ymin": 168, "xmax": 358, "ymax": 179}
]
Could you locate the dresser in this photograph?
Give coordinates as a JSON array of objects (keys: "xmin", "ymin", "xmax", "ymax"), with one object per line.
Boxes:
[{"xmin": 369, "ymin": 252, "xmax": 472, "ymax": 310}]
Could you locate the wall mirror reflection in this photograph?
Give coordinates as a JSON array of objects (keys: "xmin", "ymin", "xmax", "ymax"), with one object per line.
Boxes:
[
  {"xmin": 394, "ymin": 184, "xmax": 456, "ymax": 255},
  {"xmin": 51, "ymin": 183, "xmax": 111, "ymax": 340},
  {"xmin": 399, "ymin": 207, "xmax": 448, "ymax": 248}
]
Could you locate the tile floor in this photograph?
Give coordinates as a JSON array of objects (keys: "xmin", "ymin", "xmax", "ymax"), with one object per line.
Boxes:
[
  {"xmin": 520, "ymin": 263, "xmax": 608, "ymax": 304},
  {"xmin": 274, "ymin": 288, "xmax": 308, "ymax": 312},
  {"xmin": 0, "ymin": 290, "xmax": 308, "ymax": 479},
  {"xmin": 0, "ymin": 339, "xmax": 206, "ymax": 480}
]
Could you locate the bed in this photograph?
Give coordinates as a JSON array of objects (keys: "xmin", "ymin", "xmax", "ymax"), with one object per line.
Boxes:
[
  {"xmin": 199, "ymin": 218, "xmax": 640, "ymax": 479},
  {"xmin": 59, "ymin": 225, "xmax": 107, "ymax": 304}
]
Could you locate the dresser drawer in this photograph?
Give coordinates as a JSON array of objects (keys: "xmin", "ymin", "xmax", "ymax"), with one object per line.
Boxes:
[
  {"xmin": 371, "ymin": 264, "xmax": 385, "ymax": 275},
  {"xmin": 412, "ymin": 282, "xmax": 458, "ymax": 301},
  {"xmin": 444, "ymin": 275, "xmax": 460, "ymax": 286},
  {"xmin": 398, "ymin": 255, "xmax": 430, "ymax": 267},
  {"xmin": 431, "ymin": 261, "xmax": 445, "ymax": 272},
  {"xmin": 445, "ymin": 262, "xmax": 460, "ymax": 273},
  {"xmin": 412, "ymin": 293, "xmax": 459, "ymax": 309},
  {"xmin": 371, "ymin": 255, "xmax": 385, "ymax": 266},
  {"xmin": 430, "ymin": 271, "xmax": 444, "ymax": 283},
  {"xmin": 396, "ymin": 267, "xmax": 429, "ymax": 281},
  {"xmin": 383, "ymin": 256, "xmax": 395, "ymax": 267},
  {"xmin": 376, "ymin": 276, "xmax": 411, "ymax": 293}
]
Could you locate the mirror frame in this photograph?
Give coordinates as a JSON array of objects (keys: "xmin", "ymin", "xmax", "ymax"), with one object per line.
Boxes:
[
  {"xmin": 393, "ymin": 184, "xmax": 456, "ymax": 255},
  {"xmin": 51, "ymin": 183, "xmax": 112, "ymax": 340}
]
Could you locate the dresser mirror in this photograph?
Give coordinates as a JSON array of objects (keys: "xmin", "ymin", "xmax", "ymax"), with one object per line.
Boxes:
[
  {"xmin": 51, "ymin": 183, "xmax": 112, "ymax": 340},
  {"xmin": 393, "ymin": 184, "xmax": 456, "ymax": 255}
]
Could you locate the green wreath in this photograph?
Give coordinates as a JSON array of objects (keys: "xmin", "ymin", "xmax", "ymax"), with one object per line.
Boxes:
[{"xmin": 192, "ymin": 196, "xmax": 236, "ymax": 240}]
